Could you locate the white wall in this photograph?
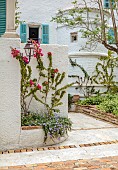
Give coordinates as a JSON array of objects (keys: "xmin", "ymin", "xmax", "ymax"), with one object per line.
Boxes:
[
  {"xmin": 20, "ymin": 44, "xmax": 69, "ymax": 117},
  {"xmin": 17, "ymin": 0, "xmax": 74, "ymax": 44},
  {"xmin": 0, "ymin": 39, "xmax": 69, "ymax": 150},
  {"xmin": 57, "ymin": 26, "xmax": 108, "ymax": 53},
  {"xmin": 0, "ymin": 38, "xmax": 21, "ymax": 150}
]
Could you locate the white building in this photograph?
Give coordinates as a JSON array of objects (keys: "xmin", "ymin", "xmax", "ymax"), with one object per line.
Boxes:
[
  {"xmin": 0, "ymin": 0, "xmax": 115, "ymax": 52},
  {"xmin": 0, "ymin": 0, "xmax": 117, "ymax": 97}
]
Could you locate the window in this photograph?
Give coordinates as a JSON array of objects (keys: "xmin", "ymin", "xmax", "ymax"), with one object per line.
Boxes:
[
  {"xmin": 29, "ymin": 27, "xmax": 39, "ymax": 42},
  {"xmin": 70, "ymin": 32, "xmax": 78, "ymax": 42},
  {"xmin": 0, "ymin": 0, "xmax": 6, "ymax": 36},
  {"xmin": 20, "ymin": 23, "xmax": 49, "ymax": 44},
  {"xmin": 108, "ymin": 28, "xmax": 115, "ymax": 44},
  {"xmin": 104, "ymin": 0, "xmax": 114, "ymax": 8}
]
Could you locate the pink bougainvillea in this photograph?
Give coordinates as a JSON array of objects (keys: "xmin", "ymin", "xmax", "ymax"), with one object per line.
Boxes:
[
  {"xmin": 29, "ymin": 80, "xmax": 34, "ymax": 86},
  {"xmin": 11, "ymin": 48, "xmax": 20, "ymax": 58},
  {"xmin": 54, "ymin": 68, "xmax": 59, "ymax": 73},
  {"xmin": 37, "ymin": 84, "xmax": 42, "ymax": 90},
  {"xmin": 47, "ymin": 52, "xmax": 52, "ymax": 56},
  {"xmin": 33, "ymin": 40, "xmax": 44, "ymax": 58},
  {"xmin": 22, "ymin": 56, "xmax": 29, "ymax": 64}
]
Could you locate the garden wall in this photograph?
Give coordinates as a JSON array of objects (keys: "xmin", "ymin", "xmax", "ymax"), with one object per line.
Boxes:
[
  {"xmin": 20, "ymin": 44, "xmax": 68, "ymax": 117},
  {"xmin": 0, "ymin": 38, "xmax": 68, "ymax": 151}
]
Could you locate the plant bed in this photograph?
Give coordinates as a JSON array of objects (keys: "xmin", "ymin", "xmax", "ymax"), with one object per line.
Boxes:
[
  {"xmin": 76, "ymin": 105, "xmax": 118, "ymax": 125},
  {"xmin": 21, "ymin": 113, "xmax": 72, "ymax": 143}
]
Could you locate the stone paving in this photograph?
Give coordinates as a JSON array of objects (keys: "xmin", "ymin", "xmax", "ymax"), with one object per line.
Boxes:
[
  {"xmin": 0, "ymin": 113, "xmax": 118, "ymax": 169},
  {"xmin": 1, "ymin": 156, "xmax": 118, "ymax": 170}
]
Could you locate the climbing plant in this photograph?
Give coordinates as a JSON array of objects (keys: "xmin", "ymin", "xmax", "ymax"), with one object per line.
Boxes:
[
  {"xmin": 92, "ymin": 51, "xmax": 118, "ymax": 93},
  {"xmin": 11, "ymin": 41, "xmax": 74, "ymax": 116},
  {"xmin": 69, "ymin": 58, "xmax": 97, "ymax": 98}
]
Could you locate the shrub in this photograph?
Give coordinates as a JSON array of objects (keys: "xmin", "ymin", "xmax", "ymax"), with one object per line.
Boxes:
[
  {"xmin": 97, "ymin": 97, "xmax": 118, "ymax": 114},
  {"xmin": 78, "ymin": 95, "xmax": 104, "ymax": 105},
  {"xmin": 78, "ymin": 93, "xmax": 118, "ymax": 116}
]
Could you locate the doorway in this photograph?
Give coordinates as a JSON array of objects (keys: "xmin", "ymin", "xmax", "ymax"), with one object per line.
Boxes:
[{"xmin": 29, "ymin": 27, "xmax": 39, "ymax": 42}]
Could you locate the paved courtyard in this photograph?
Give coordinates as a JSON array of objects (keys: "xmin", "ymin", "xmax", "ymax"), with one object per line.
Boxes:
[{"xmin": 0, "ymin": 113, "xmax": 118, "ymax": 169}]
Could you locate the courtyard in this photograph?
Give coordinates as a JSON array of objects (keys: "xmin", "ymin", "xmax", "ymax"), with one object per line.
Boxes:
[
  {"xmin": 0, "ymin": 113, "xmax": 118, "ymax": 169},
  {"xmin": 0, "ymin": 0, "xmax": 118, "ymax": 169}
]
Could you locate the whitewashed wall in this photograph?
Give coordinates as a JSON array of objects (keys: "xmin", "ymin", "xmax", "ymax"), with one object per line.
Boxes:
[
  {"xmin": 57, "ymin": 26, "xmax": 108, "ymax": 54},
  {"xmin": 0, "ymin": 38, "xmax": 21, "ymax": 151},
  {"xmin": 0, "ymin": 38, "xmax": 68, "ymax": 151},
  {"xmin": 20, "ymin": 44, "xmax": 68, "ymax": 117}
]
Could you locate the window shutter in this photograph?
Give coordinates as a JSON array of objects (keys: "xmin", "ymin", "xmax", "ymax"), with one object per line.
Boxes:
[
  {"xmin": 42, "ymin": 24, "xmax": 49, "ymax": 44},
  {"xmin": 104, "ymin": 0, "xmax": 109, "ymax": 8},
  {"xmin": 104, "ymin": 0, "xmax": 114, "ymax": 8},
  {"xmin": 20, "ymin": 22, "xmax": 27, "ymax": 43},
  {"xmin": 0, "ymin": 0, "xmax": 6, "ymax": 37},
  {"xmin": 108, "ymin": 28, "xmax": 115, "ymax": 44}
]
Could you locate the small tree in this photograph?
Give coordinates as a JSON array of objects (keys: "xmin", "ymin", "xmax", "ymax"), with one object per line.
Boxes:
[{"xmin": 52, "ymin": 0, "xmax": 118, "ymax": 54}]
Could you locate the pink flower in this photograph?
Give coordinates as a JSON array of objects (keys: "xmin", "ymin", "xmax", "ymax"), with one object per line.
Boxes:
[
  {"xmin": 34, "ymin": 48, "xmax": 44, "ymax": 58},
  {"xmin": 32, "ymin": 40, "xmax": 40, "ymax": 47},
  {"xmin": 30, "ymin": 80, "xmax": 34, "ymax": 86},
  {"xmin": 11, "ymin": 48, "xmax": 20, "ymax": 58},
  {"xmin": 54, "ymin": 68, "xmax": 59, "ymax": 73},
  {"xmin": 37, "ymin": 84, "xmax": 42, "ymax": 90},
  {"xmin": 40, "ymin": 53, "xmax": 44, "ymax": 56},
  {"xmin": 47, "ymin": 52, "xmax": 52, "ymax": 56},
  {"xmin": 23, "ymin": 56, "xmax": 29, "ymax": 64}
]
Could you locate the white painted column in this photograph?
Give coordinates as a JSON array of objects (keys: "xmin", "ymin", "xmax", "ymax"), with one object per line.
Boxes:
[
  {"xmin": 0, "ymin": 38, "xmax": 21, "ymax": 151},
  {"xmin": 3, "ymin": 0, "xmax": 19, "ymax": 38}
]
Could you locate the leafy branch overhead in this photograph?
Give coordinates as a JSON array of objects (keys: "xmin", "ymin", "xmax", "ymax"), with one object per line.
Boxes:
[{"xmin": 52, "ymin": 0, "xmax": 118, "ymax": 54}]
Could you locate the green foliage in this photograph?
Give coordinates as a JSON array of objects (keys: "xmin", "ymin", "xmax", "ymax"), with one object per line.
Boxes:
[
  {"xmin": 21, "ymin": 113, "xmax": 72, "ymax": 142},
  {"xmin": 92, "ymin": 51, "xmax": 118, "ymax": 93},
  {"xmin": 97, "ymin": 94, "xmax": 118, "ymax": 114},
  {"xmin": 15, "ymin": 54, "xmax": 33, "ymax": 114},
  {"xmin": 33, "ymin": 52, "xmax": 74, "ymax": 116},
  {"xmin": 78, "ymin": 93, "xmax": 118, "ymax": 116},
  {"xmin": 78, "ymin": 95, "xmax": 104, "ymax": 105}
]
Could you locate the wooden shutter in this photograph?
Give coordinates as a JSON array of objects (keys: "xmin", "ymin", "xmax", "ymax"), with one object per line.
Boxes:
[
  {"xmin": 104, "ymin": 0, "xmax": 114, "ymax": 8},
  {"xmin": 0, "ymin": 0, "xmax": 6, "ymax": 36},
  {"xmin": 104, "ymin": 0, "xmax": 109, "ymax": 8},
  {"xmin": 20, "ymin": 22, "xmax": 27, "ymax": 43},
  {"xmin": 108, "ymin": 28, "xmax": 115, "ymax": 44},
  {"xmin": 42, "ymin": 24, "xmax": 49, "ymax": 44}
]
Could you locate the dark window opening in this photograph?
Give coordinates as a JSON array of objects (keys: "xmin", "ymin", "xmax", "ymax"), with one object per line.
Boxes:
[
  {"xmin": 71, "ymin": 32, "xmax": 78, "ymax": 42},
  {"xmin": 29, "ymin": 27, "xmax": 39, "ymax": 42}
]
